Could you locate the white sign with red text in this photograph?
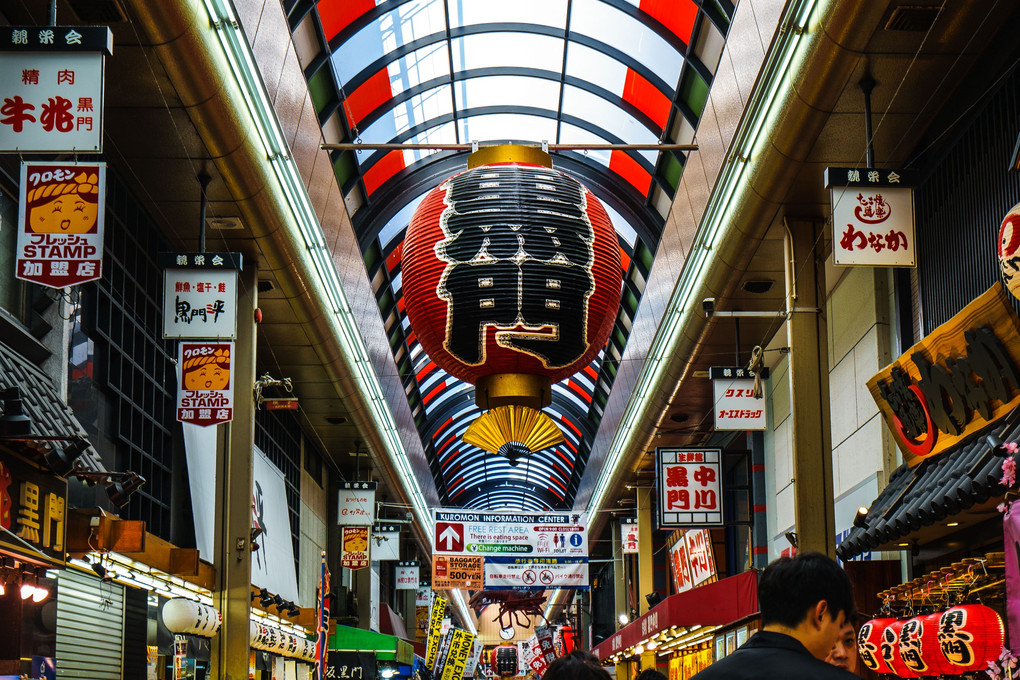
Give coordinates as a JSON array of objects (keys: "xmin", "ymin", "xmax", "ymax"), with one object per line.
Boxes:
[
  {"xmin": 0, "ymin": 50, "xmax": 104, "ymax": 152},
  {"xmin": 395, "ymin": 563, "xmax": 420, "ymax": 590},
  {"xmin": 620, "ymin": 520, "xmax": 639, "ymax": 554},
  {"xmin": 176, "ymin": 342, "xmax": 233, "ymax": 427},
  {"xmin": 826, "ymin": 167, "xmax": 915, "ymax": 267},
  {"xmin": 684, "ymin": 528, "xmax": 717, "ymax": 586},
  {"xmin": 163, "ymin": 267, "xmax": 238, "ymax": 340},
  {"xmin": 657, "ymin": 448, "xmax": 723, "ymax": 527},
  {"xmin": 433, "ymin": 509, "xmax": 587, "ymax": 556},
  {"xmin": 483, "ymin": 557, "xmax": 588, "ymax": 590},
  {"xmin": 711, "ymin": 367, "xmax": 766, "ymax": 430},
  {"xmin": 16, "ymin": 161, "xmax": 105, "ymax": 288},
  {"xmin": 337, "ymin": 482, "xmax": 376, "ymax": 525},
  {"xmin": 669, "ymin": 534, "xmax": 694, "ymax": 593}
]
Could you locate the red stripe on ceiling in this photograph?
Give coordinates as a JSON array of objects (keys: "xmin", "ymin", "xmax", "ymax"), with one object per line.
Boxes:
[
  {"xmin": 362, "ymin": 150, "xmax": 405, "ymax": 196},
  {"xmin": 436, "ymin": 433, "xmax": 456, "ymax": 456},
  {"xmin": 584, "ymin": 366, "xmax": 598, "ymax": 381},
  {"xmin": 440, "ymin": 450, "xmax": 459, "ymax": 471},
  {"xmin": 405, "ymin": 329, "xmax": 417, "ymax": 346},
  {"xmin": 450, "ymin": 487, "xmax": 465, "ymax": 500},
  {"xmin": 423, "ymin": 379, "xmax": 447, "ymax": 405},
  {"xmin": 396, "ymin": 296, "xmax": 405, "ymax": 315},
  {"xmin": 559, "ymin": 416, "xmax": 582, "ymax": 439},
  {"xmin": 549, "ymin": 474, "xmax": 567, "ymax": 491},
  {"xmin": 386, "ymin": 241, "xmax": 403, "ymax": 273},
  {"xmin": 416, "ymin": 360, "xmax": 437, "ymax": 383},
  {"xmin": 344, "ymin": 68, "xmax": 392, "ymax": 129},
  {"xmin": 639, "ymin": 0, "xmax": 698, "ymax": 45},
  {"xmin": 548, "ymin": 486, "xmax": 564, "ymax": 501},
  {"xmin": 564, "ymin": 440, "xmax": 577, "ymax": 454},
  {"xmin": 619, "ymin": 246, "xmax": 631, "ymax": 273},
  {"xmin": 566, "ymin": 379, "xmax": 591, "ymax": 402},
  {"xmin": 316, "ymin": 0, "xmax": 375, "ymax": 43},
  {"xmin": 609, "ymin": 150, "xmax": 651, "ymax": 195},
  {"xmin": 622, "ymin": 68, "xmax": 671, "ymax": 131},
  {"xmin": 555, "ymin": 449, "xmax": 573, "ymax": 468}
]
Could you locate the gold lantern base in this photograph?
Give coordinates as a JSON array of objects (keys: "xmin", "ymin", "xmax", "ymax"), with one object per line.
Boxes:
[
  {"xmin": 463, "ymin": 405, "xmax": 565, "ymax": 467},
  {"xmin": 475, "ymin": 373, "xmax": 551, "ymax": 410},
  {"xmin": 467, "ymin": 144, "xmax": 553, "ymax": 169}
]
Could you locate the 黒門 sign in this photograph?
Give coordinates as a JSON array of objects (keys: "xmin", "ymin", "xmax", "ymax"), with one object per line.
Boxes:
[
  {"xmin": 0, "ymin": 26, "xmax": 112, "ymax": 152},
  {"xmin": 176, "ymin": 342, "xmax": 234, "ymax": 427},
  {"xmin": 0, "ymin": 451, "xmax": 68, "ymax": 565},
  {"xmin": 337, "ymin": 482, "xmax": 376, "ymax": 526},
  {"xmin": 16, "ymin": 161, "xmax": 105, "ymax": 288},
  {"xmin": 657, "ymin": 448, "xmax": 723, "ymax": 527},
  {"xmin": 621, "ymin": 519, "xmax": 639, "ymax": 554},
  {"xmin": 667, "ymin": 528, "xmax": 717, "ymax": 593},
  {"xmin": 162, "ymin": 252, "xmax": 241, "ymax": 340},
  {"xmin": 711, "ymin": 367, "xmax": 766, "ymax": 430},
  {"xmin": 825, "ymin": 167, "xmax": 915, "ymax": 267}
]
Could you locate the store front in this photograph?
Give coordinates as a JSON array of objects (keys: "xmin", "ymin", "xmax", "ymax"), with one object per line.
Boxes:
[
  {"xmin": 592, "ymin": 570, "xmax": 758, "ymax": 678},
  {"xmin": 329, "ymin": 625, "xmax": 414, "ymax": 680},
  {"xmin": 839, "ymin": 284, "xmax": 1020, "ymax": 676}
]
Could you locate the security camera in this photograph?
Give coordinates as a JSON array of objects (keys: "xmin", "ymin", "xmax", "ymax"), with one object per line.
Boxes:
[{"xmin": 702, "ymin": 298, "xmax": 716, "ymax": 315}]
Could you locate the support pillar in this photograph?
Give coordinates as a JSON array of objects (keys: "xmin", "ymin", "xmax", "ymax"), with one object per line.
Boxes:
[
  {"xmin": 785, "ymin": 222, "xmax": 835, "ymax": 556},
  {"xmin": 211, "ymin": 264, "xmax": 257, "ymax": 679},
  {"xmin": 637, "ymin": 489, "xmax": 656, "ymax": 670}
]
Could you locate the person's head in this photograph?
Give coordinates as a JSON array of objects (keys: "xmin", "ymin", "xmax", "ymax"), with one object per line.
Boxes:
[
  {"xmin": 824, "ymin": 618, "xmax": 859, "ymax": 674},
  {"xmin": 758, "ymin": 552, "xmax": 856, "ymax": 660},
  {"xmin": 636, "ymin": 669, "xmax": 667, "ymax": 680},
  {"xmin": 542, "ymin": 650, "xmax": 611, "ymax": 680}
]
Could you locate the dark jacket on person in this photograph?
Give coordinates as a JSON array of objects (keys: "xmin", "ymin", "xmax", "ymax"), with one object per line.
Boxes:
[{"xmin": 690, "ymin": 631, "xmax": 860, "ymax": 680}]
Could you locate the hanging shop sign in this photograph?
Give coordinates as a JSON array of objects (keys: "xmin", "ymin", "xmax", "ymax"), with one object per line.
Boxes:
[
  {"xmin": 337, "ymin": 482, "xmax": 376, "ymax": 526},
  {"xmin": 425, "ymin": 595, "xmax": 448, "ymax": 672},
  {"xmin": 432, "ymin": 555, "xmax": 483, "ymax": 590},
  {"xmin": 340, "ymin": 526, "xmax": 370, "ymax": 570},
  {"xmin": 176, "ymin": 342, "xmax": 233, "ymax": 427},
  {"xmin": 998, "ymin": 201, "xmax": 1020, "ymax": 300},
  {"xmin": 483, "ymin": 557, "xmax": 588, "ymax": 590},
  {"xmin": 433, "ymin": 509, "xmax": 588, "ymax": 556},
  {"xmin": 463, "ymin": 638, "xmax": 484, "ymax": 677},
  {"xmin": 824, "ymin": 167, "xmax": 916, "ymax": 267},
  {"xmin": 161, "ymin": 252, "xmax": 242, "ymax": 340},
  {"xmin": 668, "ymin": 529, "xmax": 717, "ymax": 593},
  {"xmin": 710, "ymin": 367, "xmax": 766, "ymax": 430},
  {"xmin": 16, "ymin": 161, "xmax": 105, "ymax": 288},
  {"xmin": 533, "ymin": 627, "xmax": 557, "ymax": 671},
  {"xmin": 326, "ymin": 651, "xmax": 375, "ymax": 680},
  {"xmin": 868, "ymin": 283, "xmax": 1020, "ymax": 465},
  {"xmin": 620, "ymin": 518, "xmax": 638, "ymax": 554},
  {"xmin": 371, "ymin": 524, "xmax": 400, "ymax": 561},
  {"xmin": 657, "ymin": 448, "xmax": 723, "ymax": 527},
  {"xmin": 438, "ymin": 629, "xmax": 476, "ymax": 680},
  {"xmin": 395, "ymin": 561, "xmax": 420, "ymax": 590},
  {"xmin": 0, "ymin": 26, "xmax": 112, "ymax": 153},
  {"xmin": 251, "ymin": 447, "xmax": 299, "ymax": 602},
  {"xmin": 0, "ymin": 450, "xmax": 67, "ymax": 565}
]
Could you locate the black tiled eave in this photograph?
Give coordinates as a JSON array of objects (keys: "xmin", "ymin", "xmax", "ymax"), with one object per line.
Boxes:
[{"xmin": 836, "ymin": 414, "xmax": 1020, "ymax": 560}]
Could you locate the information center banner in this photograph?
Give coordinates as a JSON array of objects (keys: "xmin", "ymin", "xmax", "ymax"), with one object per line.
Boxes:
[
  {"xmin": 433, "ymin": 509, "xmax": 588, "ymax": 557},
  {"xmin": 484, "ymin": 557, "xmax": 588, "ymax": 590}
]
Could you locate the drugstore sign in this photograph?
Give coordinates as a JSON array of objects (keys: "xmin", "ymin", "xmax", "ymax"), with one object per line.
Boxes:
[{"xmin": 868, "ymin": 284, "xmax": 1020, "ymax": 465}]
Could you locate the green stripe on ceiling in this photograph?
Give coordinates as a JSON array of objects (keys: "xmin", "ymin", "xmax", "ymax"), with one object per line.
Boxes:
[
  {"xmin": 333, "ymin": 151, "xmax": 358, "ymax": 192},
  {"xmin": 660, "ymin": 151, "xmax": 684, "ymax": 192},
  {"xmin": 679, "ymin": 68, "xmax": 709, "ymax": 119},
  {"xmin": 307, "ymin": 65, "xmax": 335, "ymax": 116}
]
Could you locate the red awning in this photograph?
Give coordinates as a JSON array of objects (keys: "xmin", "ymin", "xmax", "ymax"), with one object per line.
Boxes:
[{"xmin": 592, "ymin": 570, "xmax": 758, "ymax": 660}]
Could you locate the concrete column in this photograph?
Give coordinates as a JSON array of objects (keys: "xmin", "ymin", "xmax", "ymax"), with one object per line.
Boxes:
[
  {"xmin": 211, "ymin": 264, "xmax": 257, "ymax": 679},
  {"xmin": 636, "ymin": 489, "xmax": 654, "ymax": 614},
  {"xmin": 785, "ymin": 222, "xmax": 835, "ymax": 556}
]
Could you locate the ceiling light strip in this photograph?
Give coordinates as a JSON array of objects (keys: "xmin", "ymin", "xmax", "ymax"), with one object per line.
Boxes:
[{"xmin": 586, "ymin": 0, "xmax": 826, "ymax": 517}]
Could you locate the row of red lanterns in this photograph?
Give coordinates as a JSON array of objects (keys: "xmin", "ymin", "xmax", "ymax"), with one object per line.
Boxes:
[{"xmin": 858, "ymin": 605, "xmax": 1004, "ymax": 676}]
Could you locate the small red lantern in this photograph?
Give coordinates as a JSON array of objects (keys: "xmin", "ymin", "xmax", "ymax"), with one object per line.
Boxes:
[
  {"xmin": 937, "ymin": 604, "xmax": 1004, "ymax": 672},
  {"xmin": 881, "ymin": 619, "xmax": 918, "ymax": 677},
  {"xmin": 916, "ymin": 612, "xmax": 954, "ymax": 676},
  {"xmin": 899, "ymin": 615, "xmax": 951, "ymax": 676},
  {"xmin": 403, "ymin": 145, "xmax": 621, "ymax": 406},
  {"xmin": 857, "ymin": 617, "xmax": 896, "ymax": 674}
]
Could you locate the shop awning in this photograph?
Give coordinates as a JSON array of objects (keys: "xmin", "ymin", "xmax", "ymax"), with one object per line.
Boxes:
[
  {"xmin": 329, "ymin": 625, "xmax": 414, "ymax": 664},
  {"xmin": 837, "ymin": 414, "xmax": 1019, "ymax": 561},
  {"xmin": 592, "ymin": 569, "xmax": 758, "ymax": 661}
]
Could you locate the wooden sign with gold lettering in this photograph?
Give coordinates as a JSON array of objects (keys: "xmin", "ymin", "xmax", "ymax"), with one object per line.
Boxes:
[{"xmin": 868, "ymin": 283, "xmax": 1020, "ymax": 466}]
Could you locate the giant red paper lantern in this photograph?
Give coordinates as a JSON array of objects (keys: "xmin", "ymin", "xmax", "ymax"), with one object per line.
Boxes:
[
  {"xmin": 857, "ymin": 617, "xmax": 896, "ymax": 674},
  {"xmin": 403, "ymin": 145, "xmax": 622, "ymax": 410},
  {"xmin": 937, "ymin": 604, "xmax": 1004, "ymax": 673}
]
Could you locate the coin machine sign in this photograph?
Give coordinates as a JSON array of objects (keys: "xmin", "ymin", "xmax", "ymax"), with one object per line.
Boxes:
[
  {"xmin": 0, "ymin": 26, "xmax": 113, "ymax": 153},
  {"xmin": 16, "ymin": 161, "xmax": 106, "ymax": 288}
]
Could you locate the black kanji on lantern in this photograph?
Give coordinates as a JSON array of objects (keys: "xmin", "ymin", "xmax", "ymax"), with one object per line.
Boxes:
[{"xmin": 436, "ymin": 165, "xmax": 595, "ymax": 369}]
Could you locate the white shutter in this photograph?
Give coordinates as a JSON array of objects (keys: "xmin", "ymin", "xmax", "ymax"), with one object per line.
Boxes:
[{"xmin": 56, "ymin": 569, "xmax": 125, "ymax": 679}]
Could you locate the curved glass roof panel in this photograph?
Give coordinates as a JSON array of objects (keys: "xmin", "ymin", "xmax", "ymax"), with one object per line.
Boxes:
[
  {"xmin": 454, "ymin": 76, "xmax": 561, "ymax": 112},
  {"xmin": 561, "ymin": 85, "xmax": 659, "ymax": 160},
  {"xmin": 446, "ymin": 0, "xmax": 569, "ymax": 30},
  {"xmin": 450, "ymin": 32, "xmax": 565, "ymax": 73},
  {"xmin": 457, "ymin": 113, "xmax": 558, "ymax": 145},
  {"xmin": 569, "ymin": 0, "xmax": 685, "ymax": 87},
  {"xmin": 357, "ymin": 85, "xmax": 454, "ymax": 144},
  {"xmin": 387, "ymin": 42, "xmax": 451, "ymax": 95}
]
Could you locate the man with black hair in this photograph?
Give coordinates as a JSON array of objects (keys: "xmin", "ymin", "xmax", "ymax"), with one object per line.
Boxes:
[{"xmin": 691, "ymin": 552, "xmax": 859, "ymax": 679}]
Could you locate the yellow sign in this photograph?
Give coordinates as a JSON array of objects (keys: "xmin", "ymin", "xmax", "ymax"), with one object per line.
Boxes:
[
  {"xmin": 868, "ymin": 284, "xmax": 1020, "ymax": 465},
  {"xmin": 425, "ymin": 595, "xmax": 448, "ymax": 671},
  {"xmin": 431, "ymin": 555, "xmax": 484, "ymax": 590},
  {"xmin": 439, "ymin": 629, "xmax": 476, "ymax": 680}
]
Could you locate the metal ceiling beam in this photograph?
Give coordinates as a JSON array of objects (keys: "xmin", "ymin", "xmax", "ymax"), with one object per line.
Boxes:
[{"xmin": 323, "ymin": 143, "xmax": 698, "ymax": 151}]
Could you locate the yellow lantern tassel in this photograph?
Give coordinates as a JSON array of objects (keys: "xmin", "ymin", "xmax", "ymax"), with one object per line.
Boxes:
[{"xmin": 462, "ymin": 406, "xmax": 565, "ymax": 466}]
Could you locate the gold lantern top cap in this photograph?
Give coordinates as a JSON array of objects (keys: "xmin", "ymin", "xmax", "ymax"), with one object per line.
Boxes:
[{"xmin": 466, "ymin": 144, "xmax": 553, "ymax": 169}]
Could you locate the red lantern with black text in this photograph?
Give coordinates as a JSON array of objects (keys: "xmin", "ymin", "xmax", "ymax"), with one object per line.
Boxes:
[
  {"xmin": 881, "ymin": 619, "xmax": 918, "ymax": 677},
  {"xmin": 899, "ymin": 615, "xmax": 953, "ymax": 676},
  {"xmin": 937, "ymin": 604, "xmax": 1004, "ymax": 673},
  {"xmin": 492, "ymin": 644, "xmax": 518, "ymax": 677},
  {"xmin": 402, "ymin": 145, "xmax": 622, "ymax": 462},
  {"xmin": 915, "ymin": 612, "xmax": 954, "ymax": 676},
  {"xmin": 857, "ymin": 618, "xmax": 896, "ymax": 674}
]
